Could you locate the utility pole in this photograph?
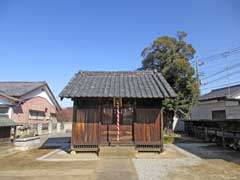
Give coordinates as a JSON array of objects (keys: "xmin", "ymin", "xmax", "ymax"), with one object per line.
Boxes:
[
  {"xmin": 195, "ymin": 57, "xmax": 204, "ymax": 94},
  {"xmin": 195, "ymin": 57, "xmax": 201, "ymax": 94}
]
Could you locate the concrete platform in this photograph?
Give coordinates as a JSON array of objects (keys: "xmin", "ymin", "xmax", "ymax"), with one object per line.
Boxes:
[{"xmin": 37, "ymin": 147, "xmax": 99, "ymax": 161}]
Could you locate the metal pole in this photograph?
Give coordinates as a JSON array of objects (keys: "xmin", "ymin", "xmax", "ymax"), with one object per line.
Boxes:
[{"xmin": 195, "ymin": 56, "xmax": 201, "ymax": 94}]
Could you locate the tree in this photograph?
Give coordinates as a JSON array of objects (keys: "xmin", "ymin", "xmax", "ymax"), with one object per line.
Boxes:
[{"xmin": 140, "ymin": 31, "xmax": 199, "ymax": 118}]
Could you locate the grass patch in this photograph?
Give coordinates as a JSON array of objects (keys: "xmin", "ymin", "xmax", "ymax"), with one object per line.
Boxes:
[{"xmin": 164, "ymin": 135, "xmax": 175, "ymax": 144}]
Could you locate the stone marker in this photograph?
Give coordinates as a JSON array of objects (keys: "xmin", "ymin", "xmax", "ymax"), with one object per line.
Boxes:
[
  {"xmin": 37, "ymin": 123, "xmax": 42, "ymax": 135},
  {"xmin": 48, "ymin": 123, "xmax": 52, "ymax": 134},
  {"xmin": 57, "ymin": 123, "xmax": 61, "ymax": 132}
]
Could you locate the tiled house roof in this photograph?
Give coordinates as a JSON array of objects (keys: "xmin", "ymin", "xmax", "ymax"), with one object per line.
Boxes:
[
  {"xmin": 200, "ymin": 84, "xmax": 240, "ymax": 101},
  {"xmin": 0, "ymin": 81, "xmax": 61, "ymax": 110},
  {"xmin": 0, "ymin": 90, "xmax": 21, "ymax": 102},
  {"xmin": 0, "ymin": 82, "xmax": 46, "ymax": 97},
  {"xmin": 60, "ymin": 71, "xmax": 176, "ymax": 98}
]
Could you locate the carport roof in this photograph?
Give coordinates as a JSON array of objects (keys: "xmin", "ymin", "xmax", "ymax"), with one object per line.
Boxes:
[{"xmin": 0, "ymin": 117, "xmax": 18, "ymax": 127}]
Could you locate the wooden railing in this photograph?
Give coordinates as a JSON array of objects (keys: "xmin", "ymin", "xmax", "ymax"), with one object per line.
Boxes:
[{"xmin": 184, "ymin": 119, "xmax": 240, "ymax": 150}]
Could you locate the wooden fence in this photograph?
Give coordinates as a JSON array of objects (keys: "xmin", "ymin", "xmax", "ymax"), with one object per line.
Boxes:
[{"xmin": 184, "ymin": 119, "xmax": 240, "ymax": 150}]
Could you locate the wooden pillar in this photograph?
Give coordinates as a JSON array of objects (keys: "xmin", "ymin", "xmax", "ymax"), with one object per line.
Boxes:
[
  {"xmin": 190, "ymin": 122, "xmax": 194, "ymax": 136},
  {"xmin": 13, "ymin": 126, "xmax": 17, "ymax": 143},
  {"xmin": 133, "ymin": 99, "xmax": 136, "ymax": 143},
  {"xmin": 71, "ymin": 99, "xmax": 77, "ymax": 151},
  {"xmin": 204, "ymin": 127, "xmax": 208, "ymax": 141},
  {"xmin": 194, "ymin": 125, "xmax": 197, "ymax": 137},
  {"xmin": 222, "ymin": 126, "xmax": 226, "ymax": 147},
  {"xmin": 98, "ymin": 98, "xmax": 102, "ymax": 145},
  {"xmin": 186, "ymin": 122, "xmax": 191, "ymax": 136},
  {"xmin": 160, "ymin": 108, "xmax": 164, "ymax": 152}
]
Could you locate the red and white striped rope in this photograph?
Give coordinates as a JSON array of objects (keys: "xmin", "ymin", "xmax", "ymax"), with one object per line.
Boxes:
[{"xmin": 116, "ymin": 103, "xmax": 120, "ymax": 142}]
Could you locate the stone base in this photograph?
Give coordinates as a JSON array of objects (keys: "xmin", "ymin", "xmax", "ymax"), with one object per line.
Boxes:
[
  {"xmin": 14, "ymin": 136, "xmax": 41, "ymax": 151},
  {"xmin": 70, "ymin": 150, "xmax": 76, "ymax": 155}
]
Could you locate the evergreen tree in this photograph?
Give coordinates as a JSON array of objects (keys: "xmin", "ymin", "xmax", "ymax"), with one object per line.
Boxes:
[{"xmin": 141, "ymin": 31, "xmax": 199, "ymax": 118}]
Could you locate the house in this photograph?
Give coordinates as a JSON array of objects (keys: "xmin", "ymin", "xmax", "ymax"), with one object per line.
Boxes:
[
  {"xmin": 56, "ymin": 107, "xmax": 73, "ymax": 132},
  {"xmin": 57, "ymin": 107, "xmax": 73, "ymax": 122},
  {"xmin": 191, "ymin": 84, "xmax": 240, "ymax": 120},
  {"xmin": 0, "ymin": 82, "xmax": 61, "ymax": 132},
  {"xmin": 60, "ymin": 71, "xmax": 176, "ymax": 153}
]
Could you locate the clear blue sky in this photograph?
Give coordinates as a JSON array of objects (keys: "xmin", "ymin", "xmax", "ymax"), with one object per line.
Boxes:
[{"xmin": 0, "ymin": 0, "xmax": 240, "ymax": 107}]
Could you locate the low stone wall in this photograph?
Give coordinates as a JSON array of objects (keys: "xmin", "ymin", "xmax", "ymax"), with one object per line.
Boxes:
[
  {"xmin": 62, "ymin": 122, "xmax": 72, "ymax": 132},
  {"xmin": 17, "ymin": 122, "xmax": 63, "ymax": 137},
  {"xmin": 14, "ymin": 136, "xmax": 41, "ymax": 151}
]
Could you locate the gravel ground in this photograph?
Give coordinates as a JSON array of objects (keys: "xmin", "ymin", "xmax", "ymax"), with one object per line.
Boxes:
[
  {"xmin": 133, "ymin": 145, "xmax": 201, "ymax": 180},
  {"xmin": 134, "ymin": 158, "xmax": 200, "ymax": 180},
  {"xmin": 133, "ymin": 143, "xmax": 240, "ymax": 180},
  {"xmin": 1, "ymin": 134, "xmax": 240, "ymax": 180}
]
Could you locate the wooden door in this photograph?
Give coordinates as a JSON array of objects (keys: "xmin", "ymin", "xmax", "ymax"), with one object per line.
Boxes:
[
  {"xmin": 72, "ymin": 108, "xmax": 99, "ymax": 145},
  {"xmin": 100, "ymin": 107, "xmax": 133, "ymax": 145},
  {"xmin": 108, "ymin": 107, "xmax": 133, "ymax": 144},
  {"xmin": 100, "ymin": 107, "xmax": 113, "ymax": 145},
  {"xmin": 134, "ymin": 108, "xmax": 161, "ymax": 145}
]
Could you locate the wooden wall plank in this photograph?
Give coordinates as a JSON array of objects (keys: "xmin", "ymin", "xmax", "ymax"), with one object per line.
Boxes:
[
  {"xmin": 134, "ymin": 108, "xmax": 161, "ymax": 145},
  {"xmin": 72, "ymin": 108, "xmax": 99, "ymax": 145}
]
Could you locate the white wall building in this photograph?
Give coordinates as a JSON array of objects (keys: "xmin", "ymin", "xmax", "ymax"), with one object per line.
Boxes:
[
  {"xmin": 0, "ymin": 82, "xmax": 61, "ymax": 124},
  {"xmin": 191, "ymin": 85, "xmax": 240, "ymax": 120}
]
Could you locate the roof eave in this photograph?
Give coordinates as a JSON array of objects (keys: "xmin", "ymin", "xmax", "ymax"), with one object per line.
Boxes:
[{"xmin": 199, "ymin": 96, "xmax": 240, "ymax": 102}]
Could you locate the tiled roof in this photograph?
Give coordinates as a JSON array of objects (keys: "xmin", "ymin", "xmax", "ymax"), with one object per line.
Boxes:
[
  {"xmin": 200, "ymin": 84, "xmax": 240, "ymax": 101},
  {"xmin": 60, "ymin": 71, "xmax": 176, "ymax": 98},
  {"xmin": 0, "ymin": 81, "xmax": 61, "ymax": 111},
  {"xmin": 0, "ymin": 90, "xmax": 21, "ymax": 102},
  {"xmin": 0, "ymin": 82, "xmax": 46, "ymax": 97},
  {"xmin": 0, "ymin": 117, "xmax": 18, "ymax": 127}
]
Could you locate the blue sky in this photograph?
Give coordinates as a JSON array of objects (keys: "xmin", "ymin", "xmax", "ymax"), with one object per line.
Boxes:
[{"xmin": 0, "ymin": 0, "xmax": 240, "ymax": 107}]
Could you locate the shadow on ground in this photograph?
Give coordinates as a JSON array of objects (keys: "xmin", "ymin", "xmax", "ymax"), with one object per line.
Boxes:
[
  {"xmin": 40, "ymin": 137, "xmax": 71, "ymax": 152},
  {"xmin": 174, "ymin": 134, "xmax": 240, "ymax": 165}
]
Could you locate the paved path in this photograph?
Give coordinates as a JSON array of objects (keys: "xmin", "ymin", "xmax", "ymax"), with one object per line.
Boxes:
[
  {"xmin": 94, "ymin": 158, "xmax": 138, "ymax": 180},
  {"xmin": 0, "ymin": 143, "xmax": 18, "ymax": 158}
]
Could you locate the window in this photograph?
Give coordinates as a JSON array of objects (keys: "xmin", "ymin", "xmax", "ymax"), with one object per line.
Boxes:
[
  {"xmin": 0, "ymin": 107, "xmax": 9, "ymax": 117},
  {"xmin": 121, "ymin": 108, "xmax": 133, "ymax": 125},
  {"xmin": 102, "ymin": 108, "xmax": 113, "ymax": 125},
  {"xmin": 29, "ymin": 110, "xmax": 45, "ymax": 120},
  {"xmin": 212, "ymin": 110, "xmax": 226, "ymax": 121}
]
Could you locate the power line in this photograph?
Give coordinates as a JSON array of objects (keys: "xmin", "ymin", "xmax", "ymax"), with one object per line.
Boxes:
[
  {"xmin": 197, "ymin": 45, "xmax": 240, "ymax": 93},
  {"xmin": 204, "ymin": 51, "xmax": 240, "ymax": 64},
  {"xmin": 198, "ymin": 46, "xmax": 240, "ymax": 63},
  {"xmin": 202, "ymin": 60, "xmax": 240, "ymax": 80},
  {"xmin": 201, "ymin": 81, "xmax": 240, "ymax": 91},
  {"xmin": 204, "ymin": 69, "xmax": 240, "ymax": 85}
]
